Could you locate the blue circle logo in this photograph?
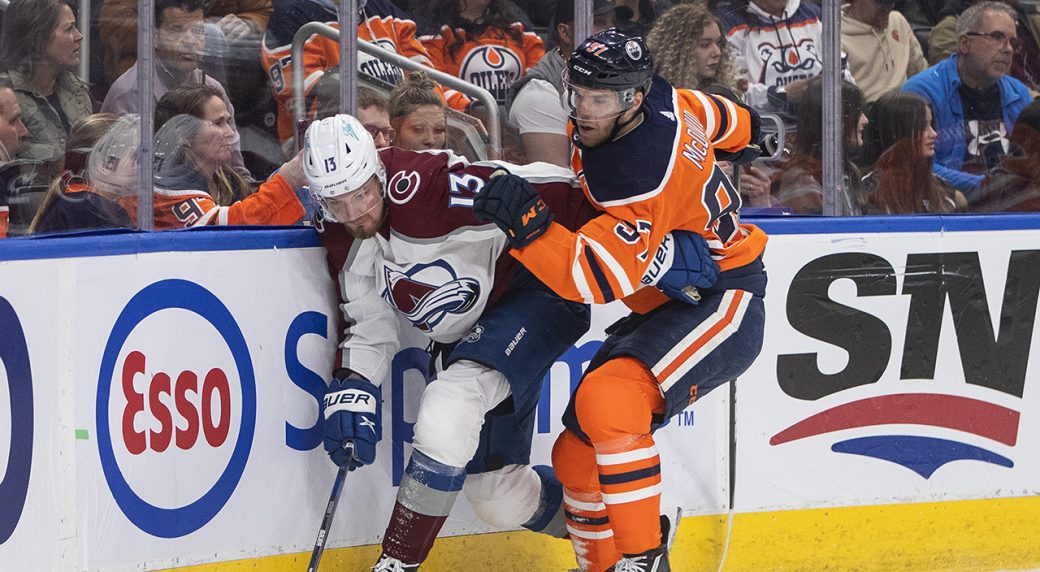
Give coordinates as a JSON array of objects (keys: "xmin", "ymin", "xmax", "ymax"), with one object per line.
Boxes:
[
  {"xmin": 96, "ymin": 279, "xmax": 256, "ymax": 538},
  {"xmin": 0, "ymin": 296, "xmax": 33, "ymax": 544}
]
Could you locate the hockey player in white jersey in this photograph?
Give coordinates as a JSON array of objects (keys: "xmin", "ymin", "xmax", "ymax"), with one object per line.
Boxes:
[{"xmin": 304, "ymin": 114, "xmax": 598, "ymax": 570}]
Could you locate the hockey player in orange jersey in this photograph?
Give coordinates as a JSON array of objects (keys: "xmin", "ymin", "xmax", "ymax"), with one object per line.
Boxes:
[{"xmin": 474, "ymin": 29, "xmax": 768, "ymax": 572}]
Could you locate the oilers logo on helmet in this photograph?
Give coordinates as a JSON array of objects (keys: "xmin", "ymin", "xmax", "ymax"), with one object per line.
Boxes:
[{"xmin": 381, "ymin": 261, "xmax": 481, "ymax": 333}]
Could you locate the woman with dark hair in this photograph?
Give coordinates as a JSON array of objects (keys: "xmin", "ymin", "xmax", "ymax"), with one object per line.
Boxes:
[
  {"xmin": 388, "ymin": 71, "xmax": 448, "ymax": 151},
  {"xmin": 155, "ymin": 83, "xmax": 254, "ymax": 206},
  {"xmin": 419, "ymin": 0, "xmax": 544, "ymax": 105},
  {"xmin": 976, "ymin": 100, "xmax": 1040, "ymax": 211},
  {"xmin": 146, "ymin": 83, "xmax": 306, "ymax": 228},
  {"xmin": 771, "ymin": 77, "xmax": 868, "ymax": 215},
  {"xmin": 860, "ymin": 90, "xmax": 966, "ymax": 214},
  {"xmin": 0, "ymin": 0, "xmax": 93, "ymax": 213}
]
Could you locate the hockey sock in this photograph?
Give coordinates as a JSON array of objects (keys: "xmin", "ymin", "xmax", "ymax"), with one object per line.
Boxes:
[
  {"xmin": 522, "ymin": 465, "xmax": 567, "ymax": 538},
  {"xmin": 381, "ymin": 450, "xmax": 466, "ymax": 564},
  {"xmin": 553, "ymin": 429, "xmax": 621, "ymax": 572},
  {"xmin": 574, "ymin": 357, "xmax": 665, "ymax": 557}
]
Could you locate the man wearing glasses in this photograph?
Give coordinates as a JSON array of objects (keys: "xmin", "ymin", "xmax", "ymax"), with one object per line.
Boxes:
[{"xmin": 904, "ymin": 1, "xmax": 1033, "ymax": 193}]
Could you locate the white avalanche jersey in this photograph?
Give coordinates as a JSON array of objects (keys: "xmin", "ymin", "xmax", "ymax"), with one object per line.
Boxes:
[{"xmin": 318, "ymin": 147, "xmax": 594, "ymax": 385}]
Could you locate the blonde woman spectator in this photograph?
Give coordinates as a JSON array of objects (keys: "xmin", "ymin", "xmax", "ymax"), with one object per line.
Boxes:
[
  {"xmin": 29, "ymin": 113, "xmax": 133, "ymax": 234},
  {"xmin": 0, "ymin": 0, "xmax": 93, "ymax": 188},
  {"xmin": 388, "ymin": 71, "xmax": 448, "ymax": 151},
  {"xmin": 647, "ymin": 2, "xmax": 737, "ymax": 92}
]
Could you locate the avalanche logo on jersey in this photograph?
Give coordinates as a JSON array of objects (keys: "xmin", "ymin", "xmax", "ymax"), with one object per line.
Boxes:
[
  {"xmin": 459, "ymin": 45, "xmax": 523, "ymax": 104},
  {"xmin": 387, "ymin": 170, "xmax": 421, "ymax": 205},
  {"xmin": 358, "ymin": 39, "xmax": 405, "ymax": 85},
  {"xmin": 382, "ymin": 261, "xmax": 481, "ymax": 332},
  {"xmin": 757, "ymin": 38, "xmax": 819, "ymax": 82}
]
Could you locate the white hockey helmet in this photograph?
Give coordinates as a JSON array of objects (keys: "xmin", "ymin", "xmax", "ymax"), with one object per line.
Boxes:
[{"xmin": 303, "ymin": 114, "xmax": 387, "ymax": 223}]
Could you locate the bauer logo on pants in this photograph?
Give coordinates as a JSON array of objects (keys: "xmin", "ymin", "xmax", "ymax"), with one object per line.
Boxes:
[
  {"xmin": 0, "ymin": 295, "xmax": 33, "ymax": 544},
  {"xmin": 96, "ymin": 280, "xmax": 256, "ymax": 538}
]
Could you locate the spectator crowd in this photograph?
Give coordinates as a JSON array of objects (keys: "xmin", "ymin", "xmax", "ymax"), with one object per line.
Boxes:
[{"xmin": 1, "ymin": 0, "xmax": 1039, "ymax": 238}]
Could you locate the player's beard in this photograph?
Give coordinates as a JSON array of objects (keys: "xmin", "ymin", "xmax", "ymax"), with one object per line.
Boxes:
[{"xmin": 343, "ymin": 204, "xmax": 387, "ymax": 239}]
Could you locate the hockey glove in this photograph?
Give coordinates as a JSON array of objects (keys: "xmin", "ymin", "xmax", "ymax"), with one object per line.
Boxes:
[
  {"xmin": 654, "ymin": 231, "xmax": 720, "ymax": 304},
  {"xmin": 323, "ymin": 371, "xmax": 381, "ymax": 470},
  {"xmin": 473, "ymin": 171, "xmax": 555, "ymax": 248}
]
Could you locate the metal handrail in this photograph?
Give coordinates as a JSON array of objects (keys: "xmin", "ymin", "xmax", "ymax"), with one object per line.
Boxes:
[{"xmin": 290, "ymin": 22, "xmax": 501, "ymax": 158}]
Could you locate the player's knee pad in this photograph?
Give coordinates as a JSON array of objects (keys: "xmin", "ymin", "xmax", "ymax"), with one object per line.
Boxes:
[
  {"xmin": 463, "ymin": 464, "xmax": 541, "ymax": 528},
  {"xmin": 574, "ymin": 357, "xmax": 658, "ymax": 443},
  {"xmin": 412, "ymin": 360, "xmax": 512, "ymax": 467},
  {"xmin": 551, "ymin": 429, "xmax": 600, "ymax": 493}
]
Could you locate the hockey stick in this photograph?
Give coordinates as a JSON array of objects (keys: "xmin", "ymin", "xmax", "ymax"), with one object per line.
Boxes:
[{"xmin": 307, "ymin": 443, "xmax": 354, "ymax": 572}]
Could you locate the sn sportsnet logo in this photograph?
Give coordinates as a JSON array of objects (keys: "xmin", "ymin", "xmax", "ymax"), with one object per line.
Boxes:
[
  {"xmin": 382, "ymin": 261, "xmax": 480, "ymax": 332},
  {"xmin": 459, "ymin": 45, "xmax": 523, "ymax": 104},
  {"xmin": 770, "ymin": 251, "xmax": 1040, "ymax": 478}
]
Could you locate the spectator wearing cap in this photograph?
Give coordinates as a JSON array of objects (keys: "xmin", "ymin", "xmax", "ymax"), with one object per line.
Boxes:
[
  {"xmin": 505, "ymin": 0, "xmax": 629, "ymax": 166},
  {"xmin": 842, "ymin": 0, "xmax": 928, "ymax": 103},
  {"xmin": 903, "ymin": 1, "xmax": 1033, "ymax": 192}
]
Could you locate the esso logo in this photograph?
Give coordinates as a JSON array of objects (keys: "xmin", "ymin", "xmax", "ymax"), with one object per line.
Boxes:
[
  {"xmin": 120, "ymin": 351, "xmax": 232, "ymax": 454},
  {"xmin": 0, "ymin": 296, "xmax": 33, "ymax": 544},
  {"xmin": 96, "ymin": 280, "xmax": 256, "ymax": 538}
]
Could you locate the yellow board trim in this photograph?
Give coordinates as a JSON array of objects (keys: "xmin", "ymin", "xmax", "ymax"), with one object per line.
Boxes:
[{"xmin": 167, "ymin": 496, "xmax": 1040, "ymax": 571}]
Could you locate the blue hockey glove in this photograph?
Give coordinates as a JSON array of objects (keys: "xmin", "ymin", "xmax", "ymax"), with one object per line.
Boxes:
[
  {"xmin": 473, "ymin": 171, "xmax": 555, "ymax": 248},
  {"xmin": 654, "ymin": 231, "xmax": 720, "ymax": 304},
  {"xmin": 323, "ymin": 371, "xmax": 381, "ymax": 470}
]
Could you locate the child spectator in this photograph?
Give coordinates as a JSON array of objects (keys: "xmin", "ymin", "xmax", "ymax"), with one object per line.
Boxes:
[{"xmin": 28, "ymin": 113, "xmax": 133, "ymax": 234}]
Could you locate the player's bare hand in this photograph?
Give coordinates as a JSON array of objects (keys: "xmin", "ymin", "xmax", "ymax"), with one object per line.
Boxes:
[
  {"xmin": 279, "ymin": 150, "xmax": 306, "ymax": 188},
  {"xmin": 216, "ymin": 14, "xmax": 253, "ymax": 41},
  {"xmin": 740, "ymin": 165, "xmax": 772, "ymax": 207}
]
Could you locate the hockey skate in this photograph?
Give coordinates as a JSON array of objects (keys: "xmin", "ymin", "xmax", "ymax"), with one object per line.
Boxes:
[
  {"xmin": 372, "ymin": 553, "xmax": 420, "ymax": 571},
  {"xmin": 609, "ymin": 545, "xmax": 669, "ymax": 572}
]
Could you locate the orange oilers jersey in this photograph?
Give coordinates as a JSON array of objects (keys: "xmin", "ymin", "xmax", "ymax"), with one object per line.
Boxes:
[
  {"xmin": 420, "ymin": 22, "xmax": 544, "ymax": 105},
  {"xmin": 511, "ymin": 76, "xmax": 768, "ymax": 310},
  {"xmin": 261, "ymin": 0, "xmax": 469, "ymax": 143},
  {"xmin": 120, "ymin": 172, "xmax": 304, "ymax": 229}
]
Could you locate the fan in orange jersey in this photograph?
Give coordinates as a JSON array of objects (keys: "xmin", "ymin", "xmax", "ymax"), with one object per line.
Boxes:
[
  {"xmin": 418, "ymin": 0, "xmax": 544, "ymax": 105},
  {"xmin": 87, "ymin": 114, "xmax": 306, "ymax": 230},
  {"xmin": 261, "ymin": 0, "xmax": 469, "ymax": 145},
  {"xmin": 474, "ymin": 29, "xmax": 767, "ymax": 572}
]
